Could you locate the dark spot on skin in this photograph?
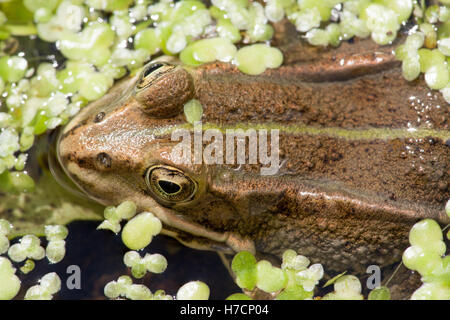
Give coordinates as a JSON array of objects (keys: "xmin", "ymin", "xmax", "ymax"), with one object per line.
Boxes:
[
  {"xmin": 94, "ymin": 112, "xmax": 105, "ymax": 123},
  {"xmin": 97, "ymin": 152, "xmax": 111, "ymax": 168},
  {"xmin": 438, "ymin": 181, "xmax": 448, "ymax": 191},
  {"xmin": 427, "ymin": 137, "xmax": 436, "ymax": 145}
]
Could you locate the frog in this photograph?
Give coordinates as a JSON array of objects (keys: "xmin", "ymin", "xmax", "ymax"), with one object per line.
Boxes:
[{"xmin": 56, "ymin": 19, "xmax": 449, "ymax": 284}]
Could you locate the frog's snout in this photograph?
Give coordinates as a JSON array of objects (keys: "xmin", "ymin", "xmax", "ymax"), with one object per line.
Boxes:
[{"xmin": 134, "ymin": 61, "xmax": 195, "ymax": 118}]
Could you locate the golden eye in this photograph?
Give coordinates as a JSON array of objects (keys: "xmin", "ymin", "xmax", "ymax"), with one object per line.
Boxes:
[
  {"xmin": 137, "ymin": 62, "xmax": 176, "ymax": 89},
  {"xmin": 145, "ymin": 165, "xmax": 197, "ymax": 204}
]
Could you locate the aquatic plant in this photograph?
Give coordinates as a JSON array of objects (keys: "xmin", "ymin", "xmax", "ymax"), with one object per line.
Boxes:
[
  {"xmin": 0, "ymin": 0, "xmax": 448, "ymax": 187},
  {"xmin": 24, "ymin": 272, "xmax": 61, "ymax": 300},
  {"xmin": 45, "ymin": 225, "xmax": 68, "ymax": 264},
  {"xmin": 0, "ymin": 0, "xmax": 448, "ymax": 300},
  {"xmin": 225, "ymin": 214, "xmax": 449, "ymax": 300},
  {"xmin": 0, "ymin": 199, "xmax": 448, "ymax": 299}
]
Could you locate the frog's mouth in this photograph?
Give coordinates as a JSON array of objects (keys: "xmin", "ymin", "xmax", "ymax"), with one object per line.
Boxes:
[{"xmin": 48, "ymin": 128, "xmax": 96, "ymax": 202}]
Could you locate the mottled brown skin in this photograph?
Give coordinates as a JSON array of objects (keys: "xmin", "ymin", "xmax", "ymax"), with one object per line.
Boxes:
[{"xmin": 57, "ymin": 21, "xmax": 449, "ymax": 284}]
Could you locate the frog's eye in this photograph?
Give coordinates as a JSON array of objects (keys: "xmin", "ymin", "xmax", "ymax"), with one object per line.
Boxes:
[
  {"xmin": 145, "ymin": 165, "xmax": 197, "ymax": 204},
  {"xmin": 137, "ymin": 62, "xmax": 176, "ymax": 89},
  {"xmin": 134, "ymin": 61, "xmax": 194, "ymax": 118}
]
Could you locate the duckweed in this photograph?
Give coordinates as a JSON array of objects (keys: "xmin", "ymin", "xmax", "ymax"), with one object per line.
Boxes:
[
  {"xmin": 226, "ymin": 293, "xmax": 252, "ymax": 300},
  {"xmin": 24, "ymin": 272, "xmax": 61, "ymax": 300},
  {"xmin": 229, "ymin": 249, "xmax": 323, "ymax": 299},
  {"xmin": 368, "ymin": 286, "xmax": 391, "ymax": 300},
  {"xmin": 0, "ymin": 219, "xmax": 12, "ymax": 254},
  {"xmin": 0, "ymin": 170, "xmax": 35, "ymax": 194},
  {"xmin": 0, "ymin": 0, "xmax": 448, "ymax": 187},
  {"xmin": 234, "ymin": 44, "xmax": 283, "ymax": 75},
  {"xmin": 281, "ymin": 249, "xmax": 310, "ymax": 271},
  {"xmin": 0, "ymin": 55, "xmax": 28, "ymax": 82},
  {"xmin": 183, "ymin": 99, "xmax": 203, "ymax": 124},
  {"xmin": 176, "ymin": 281, "xmax": 210, "ymax": 300},
  {"xmin": 0, "ymin": 257, "xmax": 21, "ymax": 300},
  {"xmin": 438, "ymin": 37, "xmax": 450, "ymax": 55},
  {"xmin": 228, "ymin": 210, "xmax": 449, "ymax": 300},
  {"xmin": 0, "ymin": 0, "xmax": 448, "ymax": 301},
  {"xmin": 97, "ymin": 200, "xmax": 137, "ymax": 233},
  {"xmin": 7, "ymin": 234, "xmax": 45, "ymax": 263},
  {"xmin": 402, "ymin": 218, "xmax": 450, "ymax": 300},
  {"xmin": 294, "ymin": 263, "xmax": 324, "ymax": 292},
  {"xmin": 256, "ymin": 260, "xmax": 288, "ymax": 293},
  {"xmin": 45, "ymin": 225, "xmax": 68, "ymax": 264},
  {"xmin": 123, "ymin": 250, "xmax": 167, "ymax": 279},
  {"xmin": 1, "ymin": 198, "xmax": 448, "ymax": 300},
  {"xmin": 231, "ymin": 251, "xmax": 258, "ymax": 291},
  {"xmin": 216, "ymin": 18, "xmax": 241, "ymax": 43},
  {"xmin": 322, "ymin": 275, "xmax": 364, "ymax": 300},
  {"xmin": 121, "ymin": 211, "xmax": 162, "ymax": 250},
  {"xmin": 19, "ymin": 259, "xmax": 35, "ymax": 274},
  {"xmin": 180, "ymin": 37, "xmax": 236, "ymax": 66},
  {"xmin": 104, "ymin": 275, "xmax": 153, "ymax": 300},
  {"xmin": 134, "ymin": 28, "xmax": 161, "ymax": 55},
  {"xmin": 58, "ymin": 23, "xmax": 116, "ymax": 67}
]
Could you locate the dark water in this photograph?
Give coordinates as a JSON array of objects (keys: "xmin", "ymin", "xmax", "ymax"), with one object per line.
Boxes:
[{"xmin": 12, "ymin": 221, "xmax": 240, "ymax": 300}]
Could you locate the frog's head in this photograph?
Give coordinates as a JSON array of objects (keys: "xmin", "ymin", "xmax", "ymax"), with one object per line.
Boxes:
[{"xmin": 57, "ymin": 60, "xmax": 246, "ymax": 252}]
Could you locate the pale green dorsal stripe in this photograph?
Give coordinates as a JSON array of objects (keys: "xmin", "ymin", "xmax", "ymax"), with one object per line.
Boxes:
[{"xmin": 155, "ymin": 122, "xmax": 450, "ymax": 141}]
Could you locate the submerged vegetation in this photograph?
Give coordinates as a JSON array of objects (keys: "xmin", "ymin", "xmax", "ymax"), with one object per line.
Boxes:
[
  {"xmin": 0, "ymin": 0, "xmax": 448, "ymax": 300},
  {"xmin": 0, "ymin": 200, "xmax": 449, "ymax": 300}
]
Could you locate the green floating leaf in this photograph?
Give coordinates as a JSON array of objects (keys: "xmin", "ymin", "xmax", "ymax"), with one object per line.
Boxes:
[
  {"xmin": 256, "ymin": 260, "xmax": 288, "ymax": 293},
  {"xmin": 176, "ymin": 281, "xmax": 210, "ymax": 300},
  {"xmin": 121, "ymin": 212, "xmax": 162, "ymax": 250},
  {"xmin": 20, "ymin": 259, "xmax": 35, "ymax": 274},
  {"xmin": 226, "ymin": 293, "xmax": 252, "ymax": 300},
  {"xmin": 184, "ymin": 99, "xmax": 203, "ymax": 124},
  {"xmin": 231, "ymin": 251, "xmax": 257, "ymax": 291},
  {"xmin": 276, "ymin": 285, "xmax": 313, "ymax": 300},
  {"xmin": 368, "ymin": 286, "xmax": 391, "ymax": 300},
  {"xmin": 0, "ymin": 171, "xmax": 35, "ymax": 194},
  {"xmin": 0, "ymin": 257, "xmax": 21, "ymax": 300}
]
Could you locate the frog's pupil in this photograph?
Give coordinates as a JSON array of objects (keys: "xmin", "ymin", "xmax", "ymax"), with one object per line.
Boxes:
[
  {"xmin": 158, "ymin": 180, "xmax": 180, "ymax": 194},
  {"xmin": 143, "ymin": 63, "xmax": 164, "ymax": 77}
]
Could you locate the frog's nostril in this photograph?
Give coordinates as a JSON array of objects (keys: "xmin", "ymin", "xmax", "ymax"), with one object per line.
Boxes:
[
  {"xmin": 97, "ymin": 152, "xmax": 111, "ymax": 168},
  {"xmin": 94, "ymin": 112, "xmax": 105, "ymax": 123}
]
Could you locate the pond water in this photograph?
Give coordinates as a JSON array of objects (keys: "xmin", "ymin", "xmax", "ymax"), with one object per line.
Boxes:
[{"xmin": 12, "ymin": 220, "xmax": 240, "ymax": 300}]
